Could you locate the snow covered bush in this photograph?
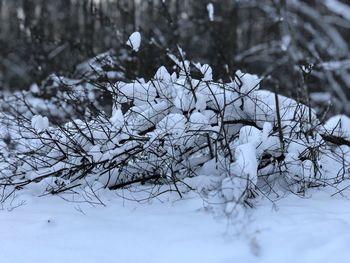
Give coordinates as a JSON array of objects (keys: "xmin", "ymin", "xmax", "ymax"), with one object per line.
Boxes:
[{"xmin": 1, "ymin": 51, "xmax": 350, "ymax": 209}]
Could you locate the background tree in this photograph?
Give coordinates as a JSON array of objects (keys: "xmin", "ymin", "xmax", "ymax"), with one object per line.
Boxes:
[{"xmin": 0, "ymin": 0, "xmax": 349, "ymax": 115}]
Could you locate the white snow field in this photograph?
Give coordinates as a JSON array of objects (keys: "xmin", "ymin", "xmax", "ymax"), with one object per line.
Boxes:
[{"xmin": 1, "ymin": 188, "xmax": 350, "ymax": 263}]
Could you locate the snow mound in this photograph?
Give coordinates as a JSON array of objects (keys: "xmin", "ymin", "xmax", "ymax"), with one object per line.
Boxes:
[
  {"xmin": 324, "ymin": 115, "xmax": 350, "ymax": 139},
  {"xmin": 31, "ymin": 115, "xmax": 49, "ymax": 132},
  {"xmin": 126, "ymin": 31, "xmax": 141, "ymax": 52}
]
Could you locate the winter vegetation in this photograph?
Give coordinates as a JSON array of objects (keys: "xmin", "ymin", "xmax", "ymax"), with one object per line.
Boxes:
[
  {"xmin": 1, "ymin": 1, "xmax": 350, "ymax": 262},
  {"xmin": 1, "ymin": 46, "xmax": 350, "ymax": 207}
]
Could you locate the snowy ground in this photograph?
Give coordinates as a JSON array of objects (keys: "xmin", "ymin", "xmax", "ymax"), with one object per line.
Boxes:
[{"xmin": 1, "ymin": 188, "xmax": 350, "ymax": 263}]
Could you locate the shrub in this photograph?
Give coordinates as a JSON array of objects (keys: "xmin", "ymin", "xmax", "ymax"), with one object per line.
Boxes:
[{"xmin": 1, "ymin": 51, "xmax": 350, "ymax": 210}]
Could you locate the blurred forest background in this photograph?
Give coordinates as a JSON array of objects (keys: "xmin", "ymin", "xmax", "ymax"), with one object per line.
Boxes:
[{"xmin": 0, "ymin": 0, "xmax": 350, "ymax": 114}]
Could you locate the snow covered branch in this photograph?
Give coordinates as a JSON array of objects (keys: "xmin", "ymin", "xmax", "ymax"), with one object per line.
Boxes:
[{"xmin": 0, "ymin": 52, "xmax": 350, "ymax": 209}]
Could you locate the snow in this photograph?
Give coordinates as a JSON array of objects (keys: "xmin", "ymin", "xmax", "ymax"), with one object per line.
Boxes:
[
  {"xmin": 230, "ymin": 143, "xmax": 258, "ymax": 186},
  {"xmin": 126, "ymin": 31, "xmax": 141, "ymax": 52},
  {"xmin": 2, "ymin": 52, "xmax": 350, "ymax": 262},
  {"xmin": 189, "ymin": 112, "xmax": 210, "ymax": 129},
  {"xmin": 2, "ymin": 188, "xmax": 350, "ymax": 263},
  {"xmin": 221, "ymin": 176, "xmax": 247, "ymax": 202},
  {"xmin": 31, "ymin": 115, "xmax": 49, "ymax": 132},
  {"xmin": 207, "ymin": 3, "xmax": 214, "ymax": 22},
  {"xmin": 29, "ymin": 83, "xmax": 40, "ymax": 94},
  {"xmin": 324, "ymin": 0, "xmax": 350, "ymax": 21},
  {"xmin": 195, "ymin": 63, "xmax": 213, "ymax": 81},
  {"xmin": 320, "ymin": 59, "xmax": 350, "ymax": 71},
  {"xmin": 110, "ymin": 105, "xmax": 124, "ymax": 129},
  {"xmin": 324, "ymin": 114, "xmax": 350, "ymax": 139}
]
